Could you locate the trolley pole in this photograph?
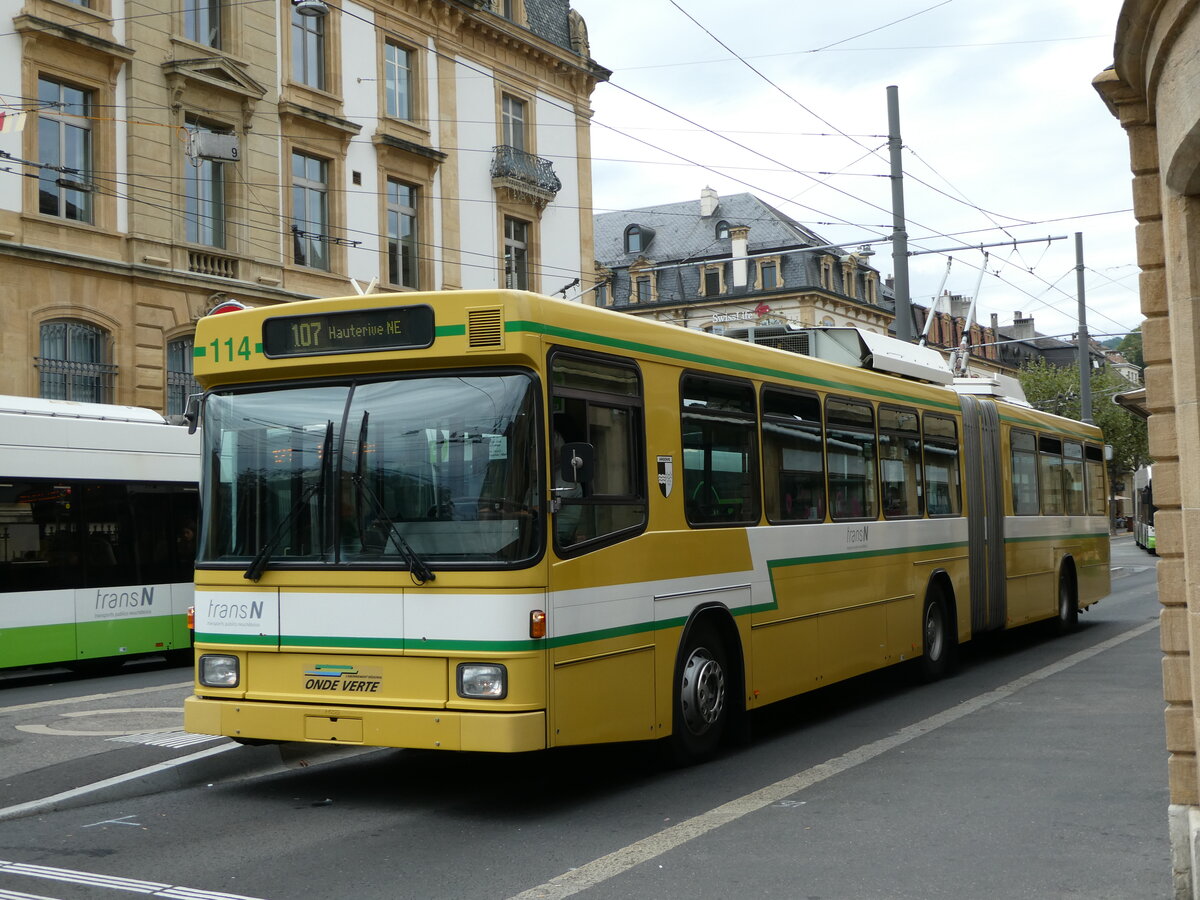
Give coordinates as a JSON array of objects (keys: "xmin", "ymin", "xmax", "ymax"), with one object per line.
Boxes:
[
  {"xmin": 888, "ymin": 85, "xmax": 912, "ymax": 343},
  {"xmin": 1075, "ymin": 232, "xmax": 1093, "ymax": 424}
]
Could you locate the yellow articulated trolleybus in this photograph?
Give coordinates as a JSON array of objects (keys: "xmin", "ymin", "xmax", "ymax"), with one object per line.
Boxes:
[{"xmin": 183, "ymin": 290, "xmax": 1110, "ymax": 762}]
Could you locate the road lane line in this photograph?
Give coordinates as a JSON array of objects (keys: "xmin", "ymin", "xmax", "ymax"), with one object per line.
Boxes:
[
  {"xmin": 0, "ymin": 744, "xmax": 236, "ymax": 823},
  {"xmin": 0, "ymin": 683, "xmax": 193, "ymax": 715},
  {"xmin": 0, "ymin": 858, "xmax": 266, "ymax": 899},
  {"xmin": 509, "ymin": 619, "xmax": 1160, "ymax": 900}
]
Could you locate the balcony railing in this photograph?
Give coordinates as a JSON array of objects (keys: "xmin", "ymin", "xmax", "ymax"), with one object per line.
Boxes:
[
  {"xmin": 188, "ymin": 249, "xmax": 240, "ymax": 279},
  {"xmin": 490, "ymin": 145, "xmax": 561, "ymax": 208}
]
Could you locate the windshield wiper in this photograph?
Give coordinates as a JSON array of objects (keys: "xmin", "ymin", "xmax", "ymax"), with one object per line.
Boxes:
[
  {"xmin": 244, "ymin": 421, "xmax": 333, "ymax": 582},
  {"xmin": 351, "ymin": 412, "xmax": 435, "ymax": 585}
]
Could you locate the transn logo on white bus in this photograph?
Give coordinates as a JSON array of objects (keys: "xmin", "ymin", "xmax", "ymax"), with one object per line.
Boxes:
[
  {"xmin": 93, "ymin": 585, "xmax": 154, "ymax": 614},
  {"xmin": 304, "ymin": 664, "xmax": 383, "ymax": 693},
  {"xmin": 846, "ymin": 524, "xmax": 869, "ymax": 546}
]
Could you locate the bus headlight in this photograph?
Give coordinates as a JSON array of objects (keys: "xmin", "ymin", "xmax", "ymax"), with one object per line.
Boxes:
[
  {"xmin": 199, "ymin": 654, "xmax": 240, "ymax": 687},
  {"xmin": 457, "ymin": 663, "xmax": 507, "ymax": 699}
]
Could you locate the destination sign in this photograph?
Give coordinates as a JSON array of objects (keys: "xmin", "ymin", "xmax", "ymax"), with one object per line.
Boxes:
[{"xmin": 262, "ymin": 305, "xmax": 435, "ymax": 358}]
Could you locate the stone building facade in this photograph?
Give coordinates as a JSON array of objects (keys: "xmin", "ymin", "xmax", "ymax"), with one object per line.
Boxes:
[
  {"xmin": 1095, "ymin": 4, "xmax": 1200, "ymax": 895},
  {"xmin": 0, "ymin": 0, "xmax": 606, "ymax": 413}
]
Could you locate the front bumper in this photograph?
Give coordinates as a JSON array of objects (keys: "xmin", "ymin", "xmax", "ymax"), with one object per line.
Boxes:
[{"xmin": 184, "ymin": 695, "xmax": 546, "ymax": 752}]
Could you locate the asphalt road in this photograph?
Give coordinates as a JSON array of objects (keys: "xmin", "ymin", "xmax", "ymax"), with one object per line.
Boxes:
[{"xmin": 0, "ymin": 535, "xmax": 1165, "ymax": 899}]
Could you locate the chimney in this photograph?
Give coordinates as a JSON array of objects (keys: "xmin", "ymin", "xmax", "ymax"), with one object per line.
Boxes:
[
  {"xmin": 950, "ymin": 293, "xmax": 972, "ymax": 321},
  {"xmin": 1010, "ymin": 311, "xmax": 1035, "ymax": 340},
  {"xmin": 730, "ymin": 225, "xmax": 750, "ymax": 288},
  {"xmin": 700, "ymin": 186, "xmax": 718, "ymax": 217},
  {"xmin": 990, "ymin": 313, "xmax": 998, "ymax": 331}
]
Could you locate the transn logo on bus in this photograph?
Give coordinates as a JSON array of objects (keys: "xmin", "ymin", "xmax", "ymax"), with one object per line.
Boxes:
[
  {"xmin": 846, "ymin": 524, "xmax": 869, "ymax": 546},
  {"xmin": 303, "ymin": 664, "xmax": 383, "ymax": 693}
]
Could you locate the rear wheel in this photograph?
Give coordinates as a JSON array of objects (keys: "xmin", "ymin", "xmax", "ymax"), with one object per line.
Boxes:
[
  {"xmin": 919, "ymin": 592, "xmax": 950, "ymax": 681},
  {"xmin": 1056, "ymin": 571, "xmax": 1079, "ymax": 635},
  {"xmin": 669, "ymin": 622, "xmax": 729, "ymax": 764}
]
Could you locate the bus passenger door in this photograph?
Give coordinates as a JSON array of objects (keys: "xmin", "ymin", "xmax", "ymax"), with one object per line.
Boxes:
[{"xmin": 960, "ymin": 395, "xmax": 1006, "ymax": 632}]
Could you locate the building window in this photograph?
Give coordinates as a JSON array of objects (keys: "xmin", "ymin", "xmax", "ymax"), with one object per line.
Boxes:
[
  {"xmin": 502, "ymin": 94, "xmax": 526, "ymax": 152},
  {"xmin": 291, "ymin": 6, "xmax": 325, "ymax": 89},
  {"xmin": 384, "ymin": 41, "xmax": 412, "ymax": 120},
  {"xmin": 624, "ymin": 224, "xmax": 655, "ymax": 255},
  {"xmin": 292, "ymin": 151, "xmax": 329, "ymax": 270},
  {"xmin": 759, "ymin": 260, "xmax": 778, "ymax": 290},
  {"xmin": 184, "ymin": 0, "xmax": 221, "ymax": 48},
  {"xmin": 37, "ymin": 77, "xmax": 93, "ymax": 223},
  {"xmin": 184, "ymin": 122, "xmax": 227, "ymax": 248},
  {"xmin": 700, "ymin": 264, "xmax": 724, "ymax": 297},
  {"xmin": 820, "ymin": 255, "xmax": 834, "ymax": 291},
  {"xmin": 494, "ymin": 0, "xmax": 520, "ymax": 23},
  {"xmin": 166, "ymin": 337, "xmax": 200, "ymax": 416},
  {"xmin": 595, "ymin": 282, "xmax": 608, "ymax": 306},
  {"xmin": 716, "ymin": 220, "xmax": 729, "ymax": 240},
  {"xmin": 37, "ymin": 320, "xmax": 114, "ymax": 403},
  {"xmin": 504, "ymin": 216, "xmax": 529, "ymax": 290},
  {"xmin": 387, "ymin": 178, "xmax": 418, "ymax": 288},
  {"xmin": 632, "ymin": 274, "xmax": 655, "ymax": 302}
]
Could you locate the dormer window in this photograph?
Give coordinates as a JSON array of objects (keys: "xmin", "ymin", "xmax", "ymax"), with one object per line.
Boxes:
[
  {"xmin": 716, "ymin": 220, "xmax": 730, "ymax": 240},
  {"xmin": 624, "ymin": 224, "xmax": 654, "ymax": 254}
]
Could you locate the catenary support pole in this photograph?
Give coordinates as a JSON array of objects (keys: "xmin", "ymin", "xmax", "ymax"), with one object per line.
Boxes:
[
  {"xmin": 1076, "ymin": 232, "xmax": 1093, "ymax": 424},
  {"xmin": 888, "ymin": 85, "xmax": 912, "ymax": 343}
]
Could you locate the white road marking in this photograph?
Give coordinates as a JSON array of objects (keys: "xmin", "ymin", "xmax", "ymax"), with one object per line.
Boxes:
[
  {"xmin": 83, "ymin": 815, "xmax": 141, "ymax": 828},
  {"xmin": 0, "ymin": 683, "xmax": 193, "ymax": 715},
  {"xmin": 16, "ymin": 707, "xmax": 183, "ymax": 738},
  {"xmin": 108, "ymin": 731, "xmax": 224, "ymax": 749},
  {"xmin": 0, "ymin": 859, "xmax": 265, "ymax": 899},
  {"xmin": 0, "ymin": 744, "xmax": 236, "ymax": 823},
  {"xmin": 509, "ymin": 619, "xmax": 1160, "ymax": 900}
]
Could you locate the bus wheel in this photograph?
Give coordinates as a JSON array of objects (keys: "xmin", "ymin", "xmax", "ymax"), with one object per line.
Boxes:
[
  {"xmin": 670, "ymin": 622, "xmax": 728, "ymax": 764},
  {"xmin": 1056, "ymin": 572, "xmax": 1079, "ymax": 635},
  {"xmin": 919, "ymin": 592, "xmax": 950, "ymax": 682}
]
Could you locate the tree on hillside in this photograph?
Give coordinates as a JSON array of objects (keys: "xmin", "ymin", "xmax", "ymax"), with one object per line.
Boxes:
[
  {"xmin": 1115, "ymin": 325, "xmax": 1144, "ymax": 369},
  {"xmin": 1017, "ymin": 358, "xmax": 1149, "ymax": 477}
]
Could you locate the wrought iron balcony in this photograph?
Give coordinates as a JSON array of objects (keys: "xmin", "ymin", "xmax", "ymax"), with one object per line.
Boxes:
[{"xmin": 490, "ymin": 144, "xmax": 561, "ymax": 208}]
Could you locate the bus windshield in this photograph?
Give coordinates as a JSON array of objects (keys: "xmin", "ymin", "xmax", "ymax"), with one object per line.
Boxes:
[{"xmin": 199, "ymin": 373, "xmax": 541, "ymax": 570}]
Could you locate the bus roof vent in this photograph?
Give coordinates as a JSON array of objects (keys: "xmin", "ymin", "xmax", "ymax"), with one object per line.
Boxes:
[{"xmin": 467, "ymin": 306, "xmax": 504, "ymax": 350}]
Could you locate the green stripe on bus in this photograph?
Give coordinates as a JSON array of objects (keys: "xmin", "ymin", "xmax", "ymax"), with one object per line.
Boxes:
[
  {"xmin": 505, "ymin": 320, "xmax": 962, "ymax": 411},
  {"xmin": 1004, "ymin": 531, "xmax": 1108, "ymax": 543}
]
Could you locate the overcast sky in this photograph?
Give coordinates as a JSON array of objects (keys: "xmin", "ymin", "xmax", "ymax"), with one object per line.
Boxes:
[{"xmin": 568, "ymin": 0, "xmax": 1137, "ymax": 343}]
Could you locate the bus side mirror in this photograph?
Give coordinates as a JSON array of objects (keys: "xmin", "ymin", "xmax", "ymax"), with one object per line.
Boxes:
[
  {"xmin": 183, "ymin": 393, "xmax": 203, "ymax": 434},
  {"xmin": 560, "ymin": 442, "xmax": 594, "ymax": 484}
]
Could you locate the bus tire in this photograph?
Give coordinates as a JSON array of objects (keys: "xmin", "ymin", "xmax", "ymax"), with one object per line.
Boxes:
[
  {"xmin": 1056, "ymin": 570, "xmax": 1079, "ymax": 635},
  {"xmin": 669, "ymin": 621, "xmax": 729, "ymax": 764},
  {"xmin": 919, "ymin": 591, "xmax": 950, "ymax": 682}
]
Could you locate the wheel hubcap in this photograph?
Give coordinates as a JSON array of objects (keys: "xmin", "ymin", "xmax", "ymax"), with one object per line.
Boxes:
[
  {"xmin": 680, "ymin": 647, "xmax": 725, "ymax": 736},
  {"xmin": 925, "ymin": 604, "xmax": 944, "ymax": 660}
]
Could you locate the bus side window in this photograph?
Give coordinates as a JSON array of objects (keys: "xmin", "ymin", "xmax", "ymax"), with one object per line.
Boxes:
[
  {"xmin": 924, "ymin": 414, "xmax": 961, "ymax": 517},
  {"xmin": 762, "ymin": 387, "xmax": 824, "ymax": 523},
  {"xmin": 826, "ymin": 396, "xmax": 877, "ymax": 521},
  {"xmin": 1010, "ymin": 430, "xmax": 1039, "ymax": 515},
  {"xmin": 1039, "ymin": 435, "xmax": 1065, "ymax": 516},
  {"xmin": 549, "ymin": 352, "xmax": 646, "ymax": 553},
  {"xmin": 681, "ymin": 374, "xmax": 759, "ymax": 527},
  {"xmin": 879, "ymin": 405, "xmax": 921, "ymax": 519}
]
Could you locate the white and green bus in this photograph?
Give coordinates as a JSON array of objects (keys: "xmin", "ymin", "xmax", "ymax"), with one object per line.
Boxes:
[{"xmin": 0, "ymin": 395, "xmax": 200, "ymax": 672}]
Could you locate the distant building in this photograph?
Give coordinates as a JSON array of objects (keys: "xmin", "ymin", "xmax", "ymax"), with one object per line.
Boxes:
[
  {"xmin": 0, "ymin": 0, "xmax": 607, "ymax": 412},
  {"xmin": 592, "ymin": 189, "xmax": 892, "ymax": 335}
]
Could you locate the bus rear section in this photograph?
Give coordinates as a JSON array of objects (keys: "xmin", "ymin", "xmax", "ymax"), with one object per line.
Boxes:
[{"xmin": 0, "ymin": 395, "xmax": 199, "ymax": 671}]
